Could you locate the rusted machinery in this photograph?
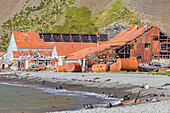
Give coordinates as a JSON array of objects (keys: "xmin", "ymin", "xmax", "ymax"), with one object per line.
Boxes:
[
  {"xmin": 92, "ymin": 64, "xmax": 109, "ymax": 72},
  {"xmin": 110, "ymin": 57, "xmax": 138, "ymax": 72},
  {"xmin": 56, "ymin": 65, "xmax": 66, "ymax": 72},
  {"xmin": 65, "ymin": 62, "xmax": 82, "ymax": 72}
]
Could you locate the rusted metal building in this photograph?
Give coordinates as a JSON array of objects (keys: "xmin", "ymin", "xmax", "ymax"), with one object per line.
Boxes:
[
  {"xmin": 65, "ymin": 23, "xmax": 170, "ymax": 71},
  {"xmin": 6, "ymin": 32, "xmax": 108, "ymax": 61}
]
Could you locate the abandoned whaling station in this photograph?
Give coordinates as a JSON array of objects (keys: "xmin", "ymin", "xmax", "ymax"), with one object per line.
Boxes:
[{"xmin": 0, "ymin": 23, "xmax": 170, "ymax": 72}]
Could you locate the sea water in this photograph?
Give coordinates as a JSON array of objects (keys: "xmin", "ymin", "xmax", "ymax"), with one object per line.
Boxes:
[{"xmin": 0, "ymin": 83, "xmax": 120, "ymax": 113}]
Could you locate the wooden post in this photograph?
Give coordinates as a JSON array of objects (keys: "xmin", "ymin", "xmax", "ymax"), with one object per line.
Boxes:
[
  {"xmin": 42, "ymin": 33, "xmax": 44, "ymax": 41},
  {"xmin": 70, "ymin": 34, "xmax": 73, "ymax": 42},
  {"xmin": 124, "ymin": 45, "xmax": 125, "ymax": 59},
  {"xmin": 51, "ymin": 33, "xmax": 54, "ymax": 42},
  {"xmin": 60, "ymin": 33, "xmax": 64, "ymax": 42},
  {"xmin": 89, "ymin": 34, "xmax": 92, "ymax": 43},
  {"xmin": 79, "ymin": 34, "xmax": 83, "ymax": 42}
]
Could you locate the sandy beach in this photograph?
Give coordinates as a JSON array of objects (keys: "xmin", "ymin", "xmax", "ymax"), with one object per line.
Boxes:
[{"xmin": 0, "ymin": 71, "xmax": 170, "ymax": 113}]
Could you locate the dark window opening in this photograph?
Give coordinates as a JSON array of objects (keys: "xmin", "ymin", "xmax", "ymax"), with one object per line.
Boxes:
[
  {"xmin": 72, "ymin": 34, "xmax": 81, "ymax": 42},
  {"xmin": 43, "ymin": 33, "xmax": 52, "ymax": 42},
  {"xmin": 90, "ymin": 35, "xmax": 97, "ymax": 43},
  {"xmin": 128, "ymin": 45, "xmax": 134, "ymax": 49},
  {"xmin": 153, "ymin": 36, "xmax": 158, "ymax": 40},
  {"xmin": 145, "ymin": 43, "xmax": 150, "ymax": 48},
  {"xmin": 136, "ymin": 54, "xmax": 141, "ymax": 59},
  {"xmin": 63, "ymin": 34, "xmax": 71, "ymax": 42},
  {"xmin": 39, "ymin": 34, "xmax": 43, "ymax": 39},
  {"xmin": 99, "ymin": 34, "xmax": 108, "ymax": 41},
  {"xmin": 53, "ymin": 34, "xmax": 62, "ymax": 42},
  {"xmin": 152, "ymin": 54, "xmax": 158, "ymax": 59},
  {"xmin": 81, "ymin": 34, "xmax": 90, "ymax": 43},
  {"xmin": 161, "ymin": 44, "xmax": 166, "ymax": 49},
  {"xmin": 2, "ymin": 64, "xmax": 5, "ymax": 69}
]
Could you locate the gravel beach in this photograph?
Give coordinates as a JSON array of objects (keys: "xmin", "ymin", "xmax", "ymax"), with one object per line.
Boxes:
[{"xmin": 0, "ymin": 71, "xmax": 170, "ymax": 113}]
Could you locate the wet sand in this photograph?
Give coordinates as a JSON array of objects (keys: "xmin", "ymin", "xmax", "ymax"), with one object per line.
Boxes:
[{"xmin": 0, "ymin": 72, "xmax": 138, "ymax": 99}]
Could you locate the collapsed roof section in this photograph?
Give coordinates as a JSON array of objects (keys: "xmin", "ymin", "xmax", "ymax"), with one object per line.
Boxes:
[
  {"xmin": 39, "ymin": 33, "xmax": 108, "ymax": 43},
  {"xmin": 12, "ymin": 32, "xmax": 107, "ymax": 50},
  {"xmin": 12, "ymin": 51, "xmax": 38, "ymax": 58},
  {"xmin": 65, "ymin": 23, "xmax": 155, "ymax": 61}
]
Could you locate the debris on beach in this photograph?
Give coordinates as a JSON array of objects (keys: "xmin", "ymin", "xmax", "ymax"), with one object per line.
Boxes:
[
  {"xmin": 160, "ymin": 93, "xmax": 165, "ymax": 97},
  {"xmin": 123, "ymin": 94, "xmax": 131, "ymax": 100},
  {"xmin": 105, "ymin": 79, "xmax": 111, "ymax": 82},
  {"xmin": 83, "ymin": 104, "xmax": 93, "ymax": 109},
  {"xmin": 93, "ymin": 77, "xmax": 100, "ymax": 80},
  {"xmin": 42, "ymin": 80, "xmax": 46, "ymax": 85},
  {"xmin": 108, "ymin": 93, "xmax": 115, "ymax": 98},
  {"xmin": 140, "ymin": 84, "xmax": 149, "ymax": 89},
  {"xmin": 56, "ymin": 85, "xmax": 63, "ymax": 89},
  {"xmin": 106, "ymin": 101, "xmax": 113, "ymax": 108}
]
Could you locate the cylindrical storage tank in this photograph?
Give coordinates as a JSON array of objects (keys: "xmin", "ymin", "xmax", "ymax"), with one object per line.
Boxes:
[
  {"xmin": 65, "ymin": 62, "xmax": 82, "ymax": 72},
  {"xmin": 110, "ymin": 61, "xmax": 121, "ymax": 71},
  {"xmin": 56, "ymin": 66, "xmax": 66, "ymax": 72},
  {"xmin": 92, "ymin": 64, "xmax": 109, "ymax": 72},
  {"xmin": 110, "ymin": 57, "xmax": 138, "ymax": 72}
]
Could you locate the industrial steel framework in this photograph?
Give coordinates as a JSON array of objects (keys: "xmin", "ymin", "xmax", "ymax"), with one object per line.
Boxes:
[
  {"xmin": 39, "ymin": 33, "xmax": 108, "ymax": 43},
  {"xmin": 80, "ymin": 28, "xmax": 170, "ymax": 70}
]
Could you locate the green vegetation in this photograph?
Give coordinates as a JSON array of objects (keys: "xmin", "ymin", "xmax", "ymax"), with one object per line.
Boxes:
[
  {"xmin": 0, "ymin": 0, "xmax": 141, "ymax": 52},
  {"xmin": 153, "ymin": 69, "xmax": 170, "ymax": 76},
  {"xmin": 93, "ymin": 0, "xmax": 141, "ymax": 28},
  {"xmin": 97, "ymin": 71, "xmax": 145, "ymax": 74},
  {"xmin": 0, "ymin": 31, "xmax": 8, "ymax": 52}
]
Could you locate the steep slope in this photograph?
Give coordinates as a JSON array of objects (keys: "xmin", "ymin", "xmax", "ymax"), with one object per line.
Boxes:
[
  {"xmin": 0, "ymin": 0, "xmax": 41, "ymax": 33},
  {"xmin": 75, "ymin": 0, "xmax": 115, "ymax": 16},
  {"xmin": 125, "ymin": 0, "xmax": 170, "ymax": 35},
  {"xmin": 0, "ymin": 0, "xmax": 26, "ymax": 27}
]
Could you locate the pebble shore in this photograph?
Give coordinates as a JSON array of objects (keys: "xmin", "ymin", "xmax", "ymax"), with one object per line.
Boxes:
[{"xmin": 1, "ymin": 71, "xmax": 170, "ymax": 113}]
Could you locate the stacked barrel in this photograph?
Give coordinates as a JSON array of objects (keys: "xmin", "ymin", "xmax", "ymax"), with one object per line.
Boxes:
[
  {"xmin": 56, "ymin": 66, "xmax": 66, "ymax": 72},
  {"xmin": 56, "ymin": 57, "xmax": 138, "ymax": 72},
  {"xmin": 92, "ymin": 64, "xmax": 109, "ymax": 72},
  {"xmin": 56, "ymin": 62, "xmax": 82, "ymax": 72}
]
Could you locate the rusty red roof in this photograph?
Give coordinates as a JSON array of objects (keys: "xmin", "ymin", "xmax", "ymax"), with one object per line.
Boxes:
[
  {"xmin": 55, "ymin": 43, "xmax": 97, "ymax": 56},
  {"xmin": 38, "ymin": 51, "xmax": 52, "ymax": 57},
  {"xmin": 65, "ymin": 41, "xmax": 125, "ymax": 60},
  {"xmin": 37, "ymin": 65, "xmax": 47, "ymax": 69},
  {"xmin": 13, "ymin": 32, "xmax": 97, "ymax": 51},
  {"xmin": 13, "ymin": 32, "xmax": 54, "ymax": 49},
  {"xmin": 12, "ymin": 51, "xmax": 38, "ymax": 58},
  {"xmin": 109, "ymin": 23, "xmax": 154, "ymax": 42},
  {"xmin": 65, "ymin": 23, "xmax": 155, "ymax": 60},
  {"xmin": 8, "ymin": 60, "xmax": 16, "ymax": 65},
  {"xmin": 98, "ymin": 41, "xmax": 108, "ymax": 45}
]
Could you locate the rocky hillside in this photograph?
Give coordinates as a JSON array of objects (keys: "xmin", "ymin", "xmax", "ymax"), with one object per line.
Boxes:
[
  {"xmin": 0, "ymin": 0, "xmax": 41, "ymax": 32},
  {"xmin": 126, "ymin": 0, "xmax": 170, "ymax": 36},
  {"xmin": 0, "ymin": 0, "xmax": 169, "ymax": 51}
]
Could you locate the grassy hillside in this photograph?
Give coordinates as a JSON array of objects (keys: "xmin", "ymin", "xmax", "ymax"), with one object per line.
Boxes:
[{"xmin": 0, "ymin": 0, "xmax": 141, "ymax": 51}]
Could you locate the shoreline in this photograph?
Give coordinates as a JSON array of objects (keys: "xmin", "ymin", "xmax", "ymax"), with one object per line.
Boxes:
[
  {"xmin": 0, "ymin": 71, "xmax": 170, "ymax": 113},
  {"xmin": 0, "ymin": 72, "xmax": 139, "ymax": 99}
]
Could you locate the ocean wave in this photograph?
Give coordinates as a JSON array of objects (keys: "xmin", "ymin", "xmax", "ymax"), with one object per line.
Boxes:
[{"xmin": 0, "ymin": 82, "xmax": 121, "ymax": 103}]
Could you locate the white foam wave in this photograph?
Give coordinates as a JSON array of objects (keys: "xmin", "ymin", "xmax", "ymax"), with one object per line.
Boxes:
[{"xmin": 0, "ymin": 82, "xmax": 121, "ymax": 102}]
